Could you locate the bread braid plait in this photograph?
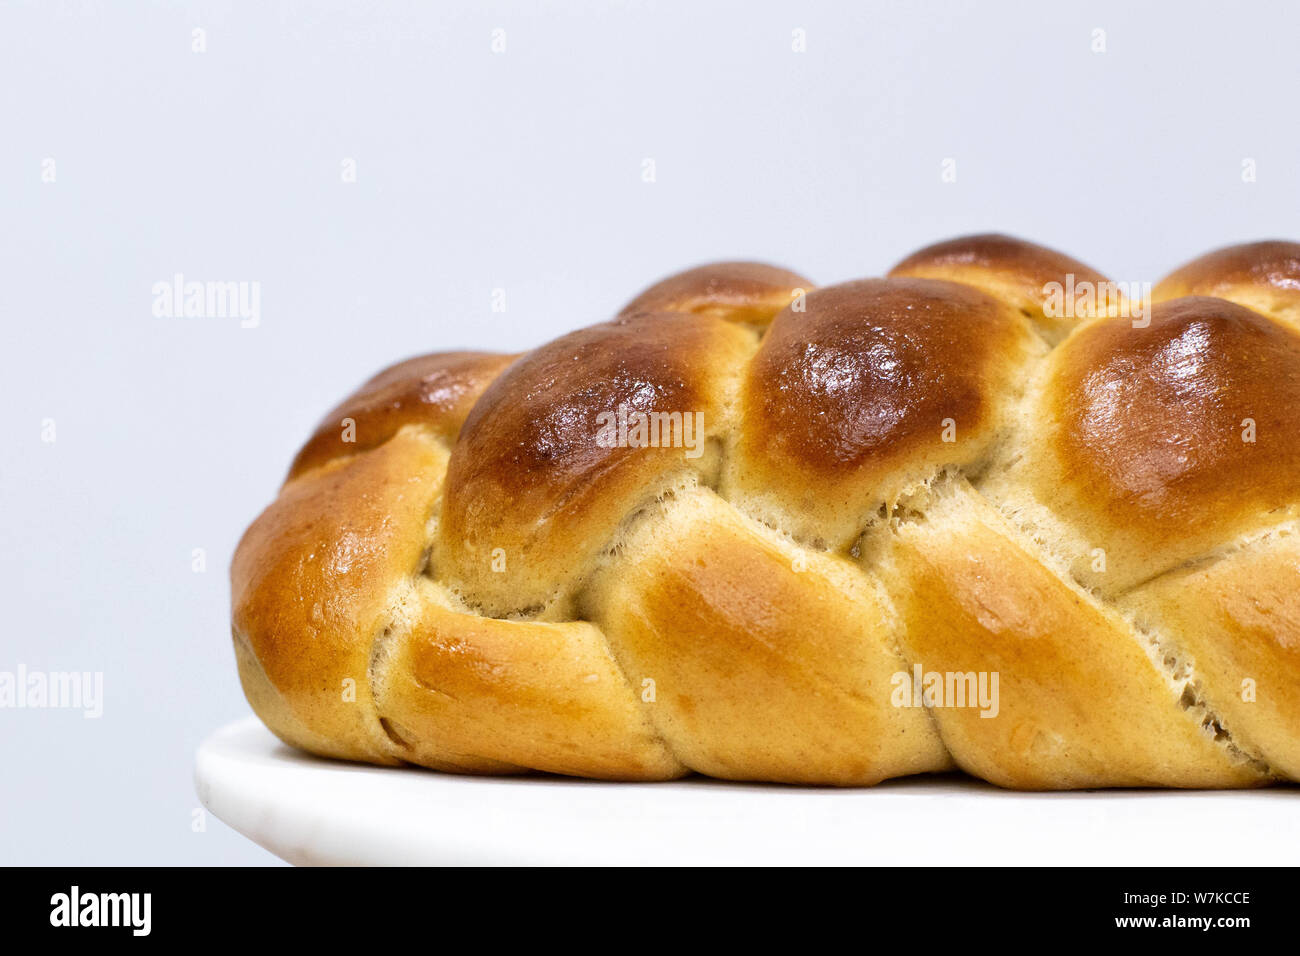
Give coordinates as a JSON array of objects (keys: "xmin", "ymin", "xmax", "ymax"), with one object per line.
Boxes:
[{"xmin": 230, "ymin": 235, "xmax": 1300, "ymax": 788}]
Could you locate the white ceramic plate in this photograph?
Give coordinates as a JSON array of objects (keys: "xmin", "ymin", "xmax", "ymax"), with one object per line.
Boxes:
[{"xmin": 195, "ymin": 717, "xmax": 1299, "ymax": 866}]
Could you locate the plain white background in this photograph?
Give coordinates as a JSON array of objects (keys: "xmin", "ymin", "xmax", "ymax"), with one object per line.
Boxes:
[{"xmin": 3, "ymin": 0, "xmax": 1298, "ymax": 865}]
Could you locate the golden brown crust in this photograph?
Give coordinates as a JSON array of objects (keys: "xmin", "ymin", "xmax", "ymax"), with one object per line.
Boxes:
[
  {"xmin": 889, "ymin": 233, "xmax": 1115, "ymax": 341},
  {"xmin": 1125, "ymin": 533, "xmax": 1300, "ymax": 779},
  {"xmin": 727, "ymin": 277, "xmax": 1040, "ymax": 546},
  {"xmin": 884, "ymin": 483, "xmax": 1262, "ymax": 789},
  {"xmin": 289, "ymin": 351, "xmax": 516, "ymax": 481},
  {"xmin": 586, "ymin": 489, "xmax": 953, "ymax": 784},
  {"xmin": 231, "ymin": 241, "xmax": 1300, "ymax": 790},
  {"xmin": 1030, "ymin": 295, "xmax": 1300, "ymax": 591},
  {"xmin": 619, "ymin": 261, "xmax": 812, "ymax": 326},
  {"xmin": 1155, "ymin": 241, "xmax": 1300, "ymax": 326},
  {"xmin": 232, "ymin": 427, "xmax": 447, "ymax": 763},
  {"xmin": 437, "ymin": 310, "xmax": 754, "ymax": 616},
  {"xmin": 374, "ymin": 581, "xmax": 684, "ymax": 779}
]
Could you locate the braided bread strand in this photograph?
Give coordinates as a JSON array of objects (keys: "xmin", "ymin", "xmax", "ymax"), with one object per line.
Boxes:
[{"xmin": 231, "ymin": 236, "xmax": 1300, "ymax": 788}]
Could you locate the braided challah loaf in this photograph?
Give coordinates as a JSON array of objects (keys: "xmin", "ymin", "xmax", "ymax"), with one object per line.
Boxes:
[{"xmin": 231, "ymin": 235, "xmax": 1300, "ymax": 789}]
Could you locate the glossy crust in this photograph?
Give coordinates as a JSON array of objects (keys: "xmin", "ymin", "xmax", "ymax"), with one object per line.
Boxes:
[
  {"xmin": 726, "ymin": 277, "xmax": 1040, "ymax": 547},
  {"xmin": 289, "ymin": 351, "xmax": 517, "ymax": 480},
  {"xmin": 232, "ymin": 239, "xmax": 1300, "ymax": 788},
  {"xmin": 437, "ymin": 311, "xmax": 755, "ymax": 617},
  {"xmin": 618, "ymin": 261, "xmax": 812, "ymax": 326},
  {"xmin": 1029, "ymin": 296, "xmax": 1300, "ymax": 593},
  {"xmin": 1154, "ymin": 240, "xmax": 1300, "ymax": 326},
  {"xmin": 889, "ymin": 233, "xmax": 1117, "ymax": 342}
]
